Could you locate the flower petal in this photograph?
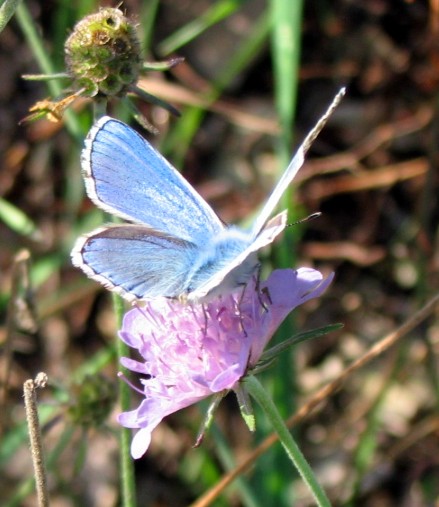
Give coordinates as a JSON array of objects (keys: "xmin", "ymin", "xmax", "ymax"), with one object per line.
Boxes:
[{"xmin": 131, "ymin": 427, "xmax": 154, "ymax": 459}]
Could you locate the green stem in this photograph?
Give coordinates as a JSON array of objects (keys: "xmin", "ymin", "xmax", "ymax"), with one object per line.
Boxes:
[
  {"xmin": 92, "ymin": 97, "xmax": 108, "ymax": 121},
  {"xmin": 14, "ymin": 2, "xmax": 82, "ymax": 140},
  {"xmin": 113, "ymin": 294, "xmax": 137, "ymax": 507},
  {"xmin": 270, "ymin": 0, "xmax": 303, "ymax": 154},
  {"xmin": 244, "ymin": 375, "xmax": 332, "ymax": 507}
]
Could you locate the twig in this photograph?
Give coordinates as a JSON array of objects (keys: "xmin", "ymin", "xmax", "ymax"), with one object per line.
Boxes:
[
  {"xmin": 189, "ymin": 291, "xmax": 439, "ymax": 507},
  {"xmin": 24, "ymin": 372, "xmax": 49, "ymax": 507},
  {"xmin": 297, "ymin": 106, "xmax": 433, "ymax": 181},
  {"xmin": 138, "ymin": 77, "xmax": 280, "ymax": 135},
  {"xmin": 305, "ymin": 158, "xmax": 427, "ymax": 200},
  {"xmin": 1, "ymin": 250, "xmax": 35, "ymax": 435}
]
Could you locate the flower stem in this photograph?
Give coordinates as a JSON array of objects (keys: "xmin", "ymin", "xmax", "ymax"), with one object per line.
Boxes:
[
  {"xmin": 24, "ymin": 373, "xmax": 49, "ymax": 507},
  {"xmin": 113, "ymin": 294, "xmax": 137, "ymax": 507},
  {"xmin": 244, "ymin": 375, "xmax": 332, "ymax": 507}
]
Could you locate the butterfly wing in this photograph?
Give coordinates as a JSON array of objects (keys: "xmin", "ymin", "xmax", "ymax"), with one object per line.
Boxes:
[
  {"xmin": 251, "ymin": 88, "xmax": 345, "ymax": 236},
  {"xmin": 72, "ymin": 224, "xmax": 199, "ymax": 301},
  {"xmin": 187, "ymin": 211, "xmax": 287, "ymax": 302},
  {"xmin": 74, "ymin": 90, "xmax": 345, "ymax": 302},
  {"xmin": 82, "ymin": 116, "xmax": 224, "ymax": 242}
]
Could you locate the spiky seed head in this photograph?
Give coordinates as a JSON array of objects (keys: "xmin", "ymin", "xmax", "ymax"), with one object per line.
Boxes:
[{"xmin": 65, "ymin": 7, "xmax": 141, "ymax": 97}]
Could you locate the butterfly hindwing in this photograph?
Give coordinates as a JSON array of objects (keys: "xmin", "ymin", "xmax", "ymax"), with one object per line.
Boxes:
[{"xmin": 72, "ymin": 224, "xmax": 199, "ymax": 301}]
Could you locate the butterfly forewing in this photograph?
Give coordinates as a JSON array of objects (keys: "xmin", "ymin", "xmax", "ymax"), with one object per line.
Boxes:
[
  {"xmin": 251, "ymin": 88, "xmax": 346, "ymax": 236},
  {"xmin": 82, "ymin": 117, "xmax": 224, "ymax": 243}
]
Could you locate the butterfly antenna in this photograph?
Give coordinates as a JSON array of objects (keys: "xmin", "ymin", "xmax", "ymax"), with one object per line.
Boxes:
[
  {"xmin": 302, "ymin": 87, "xmax": 346, "ymax": 157},
  {"xmin": 287, "ymin": 212, "xmax": 322, "ymax": 227}
]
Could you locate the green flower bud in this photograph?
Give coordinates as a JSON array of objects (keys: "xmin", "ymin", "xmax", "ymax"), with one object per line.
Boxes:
[
  {"xmin": 23, "ymin": 7, "xmax": 182, "ymax": 128},
  {"xmin": 68, "ymin": 374, "xmax": 117, "ymax": 428},
  {"xmin": 65, "ymin": 7, "xmax": 141, "ymax": 98}
]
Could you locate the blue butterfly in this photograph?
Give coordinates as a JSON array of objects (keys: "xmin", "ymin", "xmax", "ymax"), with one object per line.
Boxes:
[{"xmin": 71, "ymin": 88, "xmax": 344, "ymax": 303}]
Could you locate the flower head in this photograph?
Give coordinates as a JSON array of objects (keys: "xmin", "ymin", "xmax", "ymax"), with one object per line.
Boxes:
[
  {"xmin": 65, "ymin": 7, "xmax": 142, "ymax": 98},
  {"xmin": 22, "ymin": 7, "xmax": 182, "ymax": 131},
  {"xmin": 118, "ymin": 267, "xmax": 333, "ymax": 458}
]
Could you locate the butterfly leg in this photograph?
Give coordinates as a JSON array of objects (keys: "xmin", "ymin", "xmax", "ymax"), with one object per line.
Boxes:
[
  {"xmin": 235, "ymin": 284, "xmax": 251, "ymax": 337},
  {"xmin": 200, "ymin": 303, "xmax": 209, "ymax": 335},
  {"xmin": 254, "ymin": 267, "xmax": 271, "ymax": 312}
]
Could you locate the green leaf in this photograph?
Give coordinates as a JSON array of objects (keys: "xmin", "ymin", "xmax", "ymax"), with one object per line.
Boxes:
[
  {"xmin": 258, "ymin": 323, "xmax": 344, "ymax": 365},
  {"xmin": 157, "ymin": 0, "xmax": 244, "ymax": 55},
  {"xmin": 0, "ymin": 198, "xmax": 41, "ymax": 240},
  {"xmin": 235, "ymin": 383, "xmax": 256, "ymax": 432},
  {"xmin": 0, "ymin": 0, "xmax": 21, "ymax": 33}
]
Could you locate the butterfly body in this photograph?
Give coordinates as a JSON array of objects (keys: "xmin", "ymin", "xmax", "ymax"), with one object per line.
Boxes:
[
  {"xmin": 184, "ymin": 227, "xmax": 257, "ymax": 300},
  {"xmin": 72, "ymin": 89, "xmax": 344, "ymax": 302}
]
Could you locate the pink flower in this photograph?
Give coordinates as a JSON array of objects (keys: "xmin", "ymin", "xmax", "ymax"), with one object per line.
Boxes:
[{"xmin": 118, "ymin": 268, "xmax": 333, "ymax": 458}]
